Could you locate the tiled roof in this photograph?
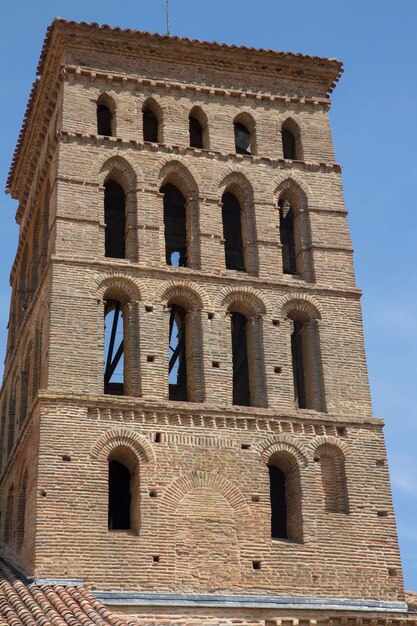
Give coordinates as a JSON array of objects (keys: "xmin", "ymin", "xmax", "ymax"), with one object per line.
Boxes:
[{"xmin": 0, "ymin": 560, "xmax": 133, "ymax": 626}]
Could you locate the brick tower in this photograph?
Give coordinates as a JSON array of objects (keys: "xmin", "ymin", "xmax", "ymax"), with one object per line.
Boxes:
[{"xmin": 0, "ymin": 18, "xmax": 415, "ymax": 626}]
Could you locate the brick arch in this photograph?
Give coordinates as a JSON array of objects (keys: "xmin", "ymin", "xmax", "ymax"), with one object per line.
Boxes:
[
  {"xmin": 157, "ymin": 159, "xmax": 200, "ymax": 199},
  {"xmin": 280, "ymin": 293, "xmax": 322, "ymax": 321},
  {"xmin": 90, "ymin": 428, "xmax": 156, "ymax": 467},
  {"xmin": 217, "ymin": 170, "xmax": 254, "ymax": 207},
  {"xmin": 273, "ymin": 175, "xmax": 310, "ymax": 209},
  {"xmin": 259, "ymin": 435, "xmax": 309, "ymax": 467},
  {"xmin": 159, "ymin": 470, "xmax": 250, "ymax": 516},
  {"xmin": 142, "ymin": 95, "xmax": 164, "ymax": 118},
  {"xmin": 96, "ymin": 90, "xmax": 117, "ymax": 112},
  {"xmin": 311, "ymin": 435, "xmax": 349, "ymax": 457},
  {"xmin": 220, "ymin": 286, "xmax": 266, "ymax": 317},
  {"xmin": 157, "ymin": 280, "xmax": 210, "ymax": 311},
  {"xmin": 95, "ymin": 275, "xmax": 141, "ymax": 303},
  {"xmin": 97, "ymin": 154, "xmax": 138, "ymax": 191},
  {"xmin": 234, "ymin": 110, "xmax": 257, "ymax": 134}
]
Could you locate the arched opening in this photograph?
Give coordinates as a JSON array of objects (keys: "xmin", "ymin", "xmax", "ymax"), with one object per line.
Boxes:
[
  {"xmin": 104, "ymin": 180, "xmax": 126, "ymax": 259},
  {"xmin": 316, "ymin": 445, "xmax": 349, "ymax": 513},
  {"xmin": 291, "ymin": 319, "xmax": 306, "ymax": 408},
  {"xmin": 230, "ymin": 311, "xmax": 250, "ymax": 406},
  {"xmin": 279, "ymin": 199, "xmax": 297, "ymax": 274},
  {"xmin": 168, "ymin": 305, "xmax": 188, "ymax": 401},
  {"xmin": 143, "ymin": 104, "xmax": 159, "ymax": 143},
  {"xmin": 222, "ymin": 192, "xmax": 245, "ymax": 271},
  {"xmin": 268, "ymin": 465, "xmax": 287, "ymax": 538},
  {"xmin": 287, "ymin": 308, "xmax": 325, "ymax": 411},
  {"xmin": 161, "ymin": 183, "xmax": 188, "ymax": 267},
  {"xmin": 108, "ymin": 460, "xmax": 131, "ymax": 530},
  {"xmin": 189, "ymin": 115, "xmax": 203, "ymax": 149},
  {"xmin": 16, "ymin": 470, "xmax": 28, "ymax": 550},
  {"xmin": 282, "ymin": 128, "xmax": 296, "ymax": 160},
  {"xmin": 281, "ymin": 119, "xmax": 302, "ymax": 160},
  {"xmin": 97, "ymin": 95, "xmax": 115, "ymax": 136},
  {"xmin": 104, "ymin": 300, "xmax": 125, "ymax": 396},
  {"xmin": 268, "ymin": 451, "xmax": 303, "ymax": 542},
  {"xmin": 234, "ymin": 121, "xmax": 251, "ymax": 155}
]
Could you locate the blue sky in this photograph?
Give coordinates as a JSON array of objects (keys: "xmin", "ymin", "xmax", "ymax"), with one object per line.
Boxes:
[{"xmin": 1, "ymin": 0, "xmax": 416, "ymax": 590}]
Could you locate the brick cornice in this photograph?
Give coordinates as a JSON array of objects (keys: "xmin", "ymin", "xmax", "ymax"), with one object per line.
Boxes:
[
  {"xmin": 64, "ymin": 64, "xmax": 331, "ymax": 110},
  {"xmin": 49, "ymin": 255, "xmax": 363, "ymax": 300},
  {"xmin": 58, "ymin": 130, "xmax": 342, "ymax": 174}
]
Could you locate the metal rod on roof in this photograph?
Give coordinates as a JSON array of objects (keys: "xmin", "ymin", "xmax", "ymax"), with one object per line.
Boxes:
[{"xmin": 164, "ymin": 0, "xmax": 171, "ymax": 35}]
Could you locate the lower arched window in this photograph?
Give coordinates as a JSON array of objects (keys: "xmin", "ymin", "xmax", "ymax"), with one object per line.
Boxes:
[
  {"xmin": 268, "ymin": 451, "xmax": 303, "ymax": 542},
  {"xmin": 108, "ymin": 459, "xmax": 131, "ymax": 530}
]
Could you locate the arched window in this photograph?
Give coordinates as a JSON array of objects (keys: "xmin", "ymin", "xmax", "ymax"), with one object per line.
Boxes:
[
  {"xmin": 104, "ymin": 300, "xmax": 125, "ymax": 396},
  {"xmin": 279, "ymin": 199, "xmax": 297, "ymax": 274},
  {"xmin": 291, "ymin": 319, "xmax": 306, "ymax": 408},
  {"xmin": 16, "ymin": 470, "xmax": 28, "ymax": 550},
  {"xmin": 288, "ymin": 309, "xmax": 325, "ymax": 411},
  {"xmin": 161, "ymin": 183, "xmax": 187, "ymax": 267},
  {"xmin": 97, "ymin": 95, "xmax": 115, "ymax": 136},
  {"xmin": 268, "ymin": 452, "xmax": 302, "ymax": 542},
  {"xmin": 108, "ymin": 460, "xmax": 131, "ymax": 530},
  {"xmin": 168, "ymin": 305, "xmax": 188, "ymax": 401},
  {"xmin": 234, "ymin": 122, "xmax": 251, "ymax": 155},
  {"xmin": 189, "ymin": 106, "xmax": 208, "ymax": 149},
  {"xmin": 4, "ymin": 484, "xmax": 14, "ymax": 544},
  {"xmin": 315, "ymin": 445, "xmax": 349, "ymax": 513},
  {"xmin": 104, "ymin": 180, "xmax": 126, "ymax": 259},
  {"xmin": 143, "ymin": 103, "xmax": 160, "ymax": 143},
  {"xmin": 189, "ymin": 116, "xmax": 203, "ymax": 149},
  {"xmin": 222, "ymin": 192, "xmax": 245, "ymax": 271},
  {"xmin": 281, "ymin": 119, "xmax": 302, "ymax": 160},
  {"xmin": 268, "ymin": 465, "xmax": 287, "ymax": 538},
  {"xmin": 230, "ymin": 312, "xmax": 250, "ymax": 406}
]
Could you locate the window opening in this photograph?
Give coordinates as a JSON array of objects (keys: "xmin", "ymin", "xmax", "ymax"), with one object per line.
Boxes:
[
  {"xmin": 282, "ymin": 128, "xmax": 297, "ymax": 160},
  {"xmin": 291, "ymin": 320, "xmax": 306, "ymax": 408},
  {"xmin": 104, "ymin": 300, "xmax": 124, "ymax": 396},
  {"xmin": 279, "ymin": 199, "xmax": 297, "ymax": 274},
  {"xmin": 168, "ymin": 304, "xmax": 187, "ymax": 401},
  {"xmin": 231, "ymin": 312, "xmax": 250, "ymax": 406},
  {"xmin": 268, "ymin": 464, "xmax": 287, "ymax": 539},
  {"xmin": 234, "ymin": 122, "xmax": 251, "ymax": 155},
  {"xmin": 189, "ymin": 116, "xmax": 203, "ymax": 149},
  {"xmin": 222, "ymin": 192, "xmax": 245, "ymax": 271},
  {"xmin": 108, "ymin": 460, "xmax": 131, "ymax": 530},
  {"xmin": 162, "ymin": 183, "xmax": 187, "ymax": 267},
  {"xmin": 104, "ymin": 180, "xmax": 125, "ymax": 258},
  {"xmin": 143, "ymin": 108, "xmax": 159, "ymax": 142},
  {"xmin": 97, "ymin": 104, "xmax": 113, "ymax": 136}
]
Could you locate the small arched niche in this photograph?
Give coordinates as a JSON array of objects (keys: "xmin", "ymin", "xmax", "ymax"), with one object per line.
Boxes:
[
  {"xmin": 97, "ymin": 94, "xmax": 116, "ymax": 137},
  {"xmin": 281, "ymin": 118, "xmax": 303, "ymax": 160},
  {"xmin": 189, "ymin": 106, "xmax": 209, "ymax": 149},
  {"xmin": 142, "ymin": 99, "xmax": 162, "ymax": 143}
]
